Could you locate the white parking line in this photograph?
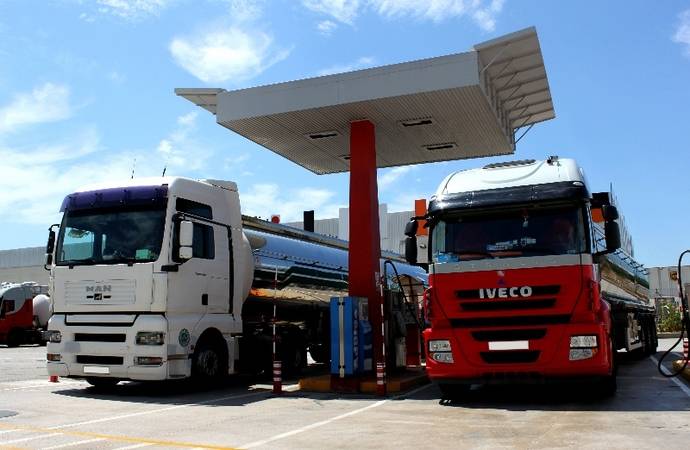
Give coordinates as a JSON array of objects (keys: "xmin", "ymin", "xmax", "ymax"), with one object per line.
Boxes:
[
  {"xmin": 0, "ymin": 390, "xmax": 266, "ymax": 438},
  {"xmin": 1, "ymin": 432, "xmax": 62, "ymax": 444},
  {"xmin": 240, "ymin": 383, "xmax": 433, "ymax": 449},
  {"xmin": 649, "ymin": 355, "xmax": 690, "ymax": 398},
  {"xmin": 110, "ymin": 443, "xmax": 153, "ymax": 450},
  {"xmin": 41, "ymin": 437, "xmax": 107, "ymax": 449}
]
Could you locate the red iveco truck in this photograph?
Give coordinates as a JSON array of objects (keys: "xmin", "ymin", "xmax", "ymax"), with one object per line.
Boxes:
[{"xmin": 404, "ymin": 157, "xmax": 656, "ymax": 398}]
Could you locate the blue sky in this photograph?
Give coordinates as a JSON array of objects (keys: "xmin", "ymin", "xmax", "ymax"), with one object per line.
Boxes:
[{"xmin": 0, "ymin": 0, "xmax": 689, "ymax": 268}]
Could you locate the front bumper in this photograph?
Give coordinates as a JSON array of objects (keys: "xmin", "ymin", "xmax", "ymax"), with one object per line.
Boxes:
[
  {"xmin": 424, "ymin": 322, "xmax": 612, "ymax": 383},
  {"xmin": 46, "ymin": 314, "xmax": 189, "ymax": 381}
]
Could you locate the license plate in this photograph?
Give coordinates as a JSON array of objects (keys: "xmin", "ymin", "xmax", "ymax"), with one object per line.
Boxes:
[
  {"xmin": 83, "ymin": 366, "xmax": 110, "ymax": 375},
  {"xmin": 488, "ymin": 340, "xmax": 529, "ymax": 351}
]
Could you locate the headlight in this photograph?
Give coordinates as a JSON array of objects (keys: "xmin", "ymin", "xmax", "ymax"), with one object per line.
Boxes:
[
  {"xmin": 569, "ymin": 348, "xmax": 596, "ymax": 361},
  {"xmin": 135, "ymin": 356, "xmax": 163, "ymax": 365},
  {"xmin": 136, "ymin": 332, "xmax": 165, "ymax": 345},
  {"xmin": 570, "ymin": 335, "xmax": 598, "ymax": 348},
  {"xmin": 431, "ymin": 352, "xmax": 454, "ymax": 363},
  {"xmin": 429, "ymin": 339, "xmax": 452, "ymax": 352},
  {"xmin": 47, "ymin": 330, "xmax": 62, "ymax": 343}
]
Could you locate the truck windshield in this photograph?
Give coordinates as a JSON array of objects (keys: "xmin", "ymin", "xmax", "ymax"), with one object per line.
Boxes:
[
  {"xmin": 431, "ymin": 205, "xmax": 587, "ymax": 263},
  {"xmin": 56, "ymin": 206, "xmax": 166, "ymax": 266}
]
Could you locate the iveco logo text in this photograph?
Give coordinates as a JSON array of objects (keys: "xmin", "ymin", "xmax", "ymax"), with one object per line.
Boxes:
[
  {"xmin": 479, "ymin": 286, "xmax": 533, "ymax": 299},
  {"xmin": 86, "ymin": 285, "xmax": 112, "ymax": 293}
]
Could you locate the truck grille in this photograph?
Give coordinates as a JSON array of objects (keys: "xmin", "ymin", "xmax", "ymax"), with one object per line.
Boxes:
[
  {"xmin": 471, "ymin": 329, "xmax": 546, "ymax": 341},
  {"xmin": 480, "ymin": 351, "xmax": 540, "ymax": 364},
  {"xmin": 74, "ymin": 333, "xmax": 126, "ymax": 343},
  {"xmin": 460, "ymin": 299, "xmax": 556, "ymax": 312},
  {"xmin": 450, "ymin": 314, "xmax": 570, "ymax": 328},
  {"xmin": 76, "ymin": 355, "xmax": 124, "ymax": 365}
]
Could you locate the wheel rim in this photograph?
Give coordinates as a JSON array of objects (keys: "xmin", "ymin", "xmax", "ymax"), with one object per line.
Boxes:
[{"xmin": 197, "ymin": 348, "xmax": 220, "ymax": 377}]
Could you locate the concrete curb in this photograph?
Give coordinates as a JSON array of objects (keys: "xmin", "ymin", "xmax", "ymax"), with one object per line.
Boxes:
[{"xmin": 658, "ymin": 332, "xmax": 684, "ymax": 339}]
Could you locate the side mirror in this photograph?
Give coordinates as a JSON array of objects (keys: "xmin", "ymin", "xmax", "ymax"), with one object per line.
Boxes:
[
  {"xmin": 404, "ymin": 220, "xmax": 418, "ymax": 237},
  {"xmin": 178, "ymin": 220, "xmax": 194, "ymax": 260},
  {"xmin": 604, "ymin": 221, "xmax": 621, "ymax": 252},
  {"xmin": 405, "ymin": 236, "xmax": 418, "ymax": 264},
  {"xmin": 44, "ymin": 224, "xmax": 58, "ymax": 270},
  {"xmin": 601, "ymin": 205, "xmax": 619, "ymax": 222}
]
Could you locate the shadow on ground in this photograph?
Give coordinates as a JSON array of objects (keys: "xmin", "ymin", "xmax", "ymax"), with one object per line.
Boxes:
[{"xmin": 51, "ymin": 350, "xmax": 690, "ymax": 413}]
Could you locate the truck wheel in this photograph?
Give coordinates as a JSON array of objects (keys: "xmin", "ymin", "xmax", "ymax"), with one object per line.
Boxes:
[
  {"xmin": 597, "ymin": 337, "xmax": 617, "ymax": 397},
  {"xmin": 86, "ymin": 377, "xmax": 120, "ymax": 389},
  {"xmin": 597, "ymin": 373, "xmax": 617, "ymax": 397},
  {"xmin": 281, "ymin": 344, "xmax": 307, "ymax": 376},
  {"xmin": 6, "ymin": 329, "xmax": 22, "ymax": 348},
  {"xmin": 438, "ymin": 383, "xmax": 470, "ymax": 401},
  {"xmin": 193, "ymin": 338, "xmax": 228, "ymax": 383}
]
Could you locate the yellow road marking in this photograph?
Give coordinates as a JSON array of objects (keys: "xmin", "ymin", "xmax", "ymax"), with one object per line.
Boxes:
[{"xmin": 0, "ymin": 423, "xmax": 237, "ymax": 449}]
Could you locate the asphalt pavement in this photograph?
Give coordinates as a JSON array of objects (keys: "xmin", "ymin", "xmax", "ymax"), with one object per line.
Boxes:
[{"xmin": 0, "ymin": 339, "xmax": 688, "ymax": 449}]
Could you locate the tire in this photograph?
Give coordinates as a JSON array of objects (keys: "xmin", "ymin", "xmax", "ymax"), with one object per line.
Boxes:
[
  {"xmin": 596, "ymin": 373, "xmax": 617, "ymax": 397},
  {"xmin": 438, "ymin": 383, "xmax": 470, "ymax": 401},
  {"xmin": 192, "ymin": 337, "xmax": 228, "ymax": 383},
  {"xmin": 281, "ymin": 343, "xmax": 307, "ymax": 376},
  {"xmin": 6, "ymin": 329, "xmax": 22, "ymax": 348},
  {"xmin": 86, "ymin": 377, "xmax": 120, "ymax": 389},
  {"xmin": 597, "ymin": 337, "xmax": 618, "ymax": 397}
]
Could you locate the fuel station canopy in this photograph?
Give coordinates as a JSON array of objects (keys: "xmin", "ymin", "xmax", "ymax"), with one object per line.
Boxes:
[{"xmin": 176, "ymin": 27, "xmax": 555, "ymax": 175}]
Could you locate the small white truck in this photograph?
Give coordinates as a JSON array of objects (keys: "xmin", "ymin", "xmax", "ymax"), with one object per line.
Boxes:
[{"xmin": 45, "ymin": 177, "xmax": 424, "ymax": 387}]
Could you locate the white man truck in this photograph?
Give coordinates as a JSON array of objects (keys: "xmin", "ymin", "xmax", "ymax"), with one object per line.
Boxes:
[
  {"xmin": 404, "ymin": 157, "xmax": 656, "ymax": 397},
  {"xmin": 45, "ymin": 177, "xmax": 425, "ymax": 387}
]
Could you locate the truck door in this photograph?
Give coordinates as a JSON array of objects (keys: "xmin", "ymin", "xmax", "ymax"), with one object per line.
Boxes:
[
  {"xmin": 168, "ymin": 196, "xmax": 233, "ymax": 315},
  {"xmin": 168, "ymin": 220, "xmax": 230, "ymax": 315}
]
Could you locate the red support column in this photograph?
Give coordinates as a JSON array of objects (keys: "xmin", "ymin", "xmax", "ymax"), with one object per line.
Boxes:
[{"xmin": 348, "ymin": 120, "xmax": 384, "ymax": 371}]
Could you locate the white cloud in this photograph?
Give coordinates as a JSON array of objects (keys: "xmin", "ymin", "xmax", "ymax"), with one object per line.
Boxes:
[
  {"xmin": 385, "ymin": 191, "xmax": 429, "ymax": 213},
  {"xmin": 79, "ymin": 12, "xmax": 97, "ymax": 23},
  {"xmin": 673, "ymin": 9, "xmax": 690, "ymax": 56},
  {"xmin": 239, "ymin": 183, "xmax": 339, "ymax": 222},
  {"xmin": 318, "ymin": 56, "xmax": 375, "ymax": 76},
  {"xmin": 107, "ymin": 71, "xmax": 127, "ymax": 84},
  {"xmin": 302, "ymin": 0, "xmax": 360, "ymax": 25},
  {"xmin": 170, "ymin": 26, "xmax": 291, "ymax": 83},
  {"xmin": 157, "ymin": 111, "xmax": 212, "ymax": 172},
  {"xmin": 378, "ymin": 166, "xmax": 413, "ymax": 190},
  {"xmin": 0, "ymin": 129, "xmax": 102, "ymax": 224},
  {"xmin": 0, "ymin": 110, "xmax": 214, "ymax": 225},
  {"xmin": 0, "ymin": 83, "xmax": 72, "ymax": 134},
  {"xmin": 228, "ymin": 0, "xmax": 265, "ymax": 23},
  {"xmin": 303, "ymin": 0, "xmax": 505, "ymax": 30},
  {"xmin": 470, "ymin": 0, "xmax": 504, "ymax": 32},
  {"xmin": 223, "ymin": 152, "xmax": 250, "ymax": 170},
  {"xmin": 95, "ymin": 0, "xmax": 172, "ymax": 21},
  {"xmin": 317, "ymin": 19, "xmax": 338, "ymax": 35}
]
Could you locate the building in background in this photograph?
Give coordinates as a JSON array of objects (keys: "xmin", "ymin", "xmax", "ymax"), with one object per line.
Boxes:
[
  {"xmin": 0, "ymin": 247, "xmax": 48, "ymax": 285},
  {"xmin": 284, "ymin": 204, "xmax": 414, "ymax": 255}
]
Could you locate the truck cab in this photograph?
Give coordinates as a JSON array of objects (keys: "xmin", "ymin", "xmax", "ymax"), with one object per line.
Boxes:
[
  {"xmin": 46, "ymin": 177, "xmax": 254, "ymax": 385},
  {"xmin": 406, "ymin": 157, "xmax": 643, "ymax": 396}
]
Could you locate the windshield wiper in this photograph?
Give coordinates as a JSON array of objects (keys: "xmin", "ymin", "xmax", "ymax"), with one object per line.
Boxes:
[
  {"xmin": 454, "ymin": 249, "xmax": 496, "ymax": 259},
  {"xmin": 518, "ymin": 246, "xmax": 564, "ymax": 255},
  {"xmin": 58, "ymin": 258, "xmax": 97, "ymax": 266}
]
